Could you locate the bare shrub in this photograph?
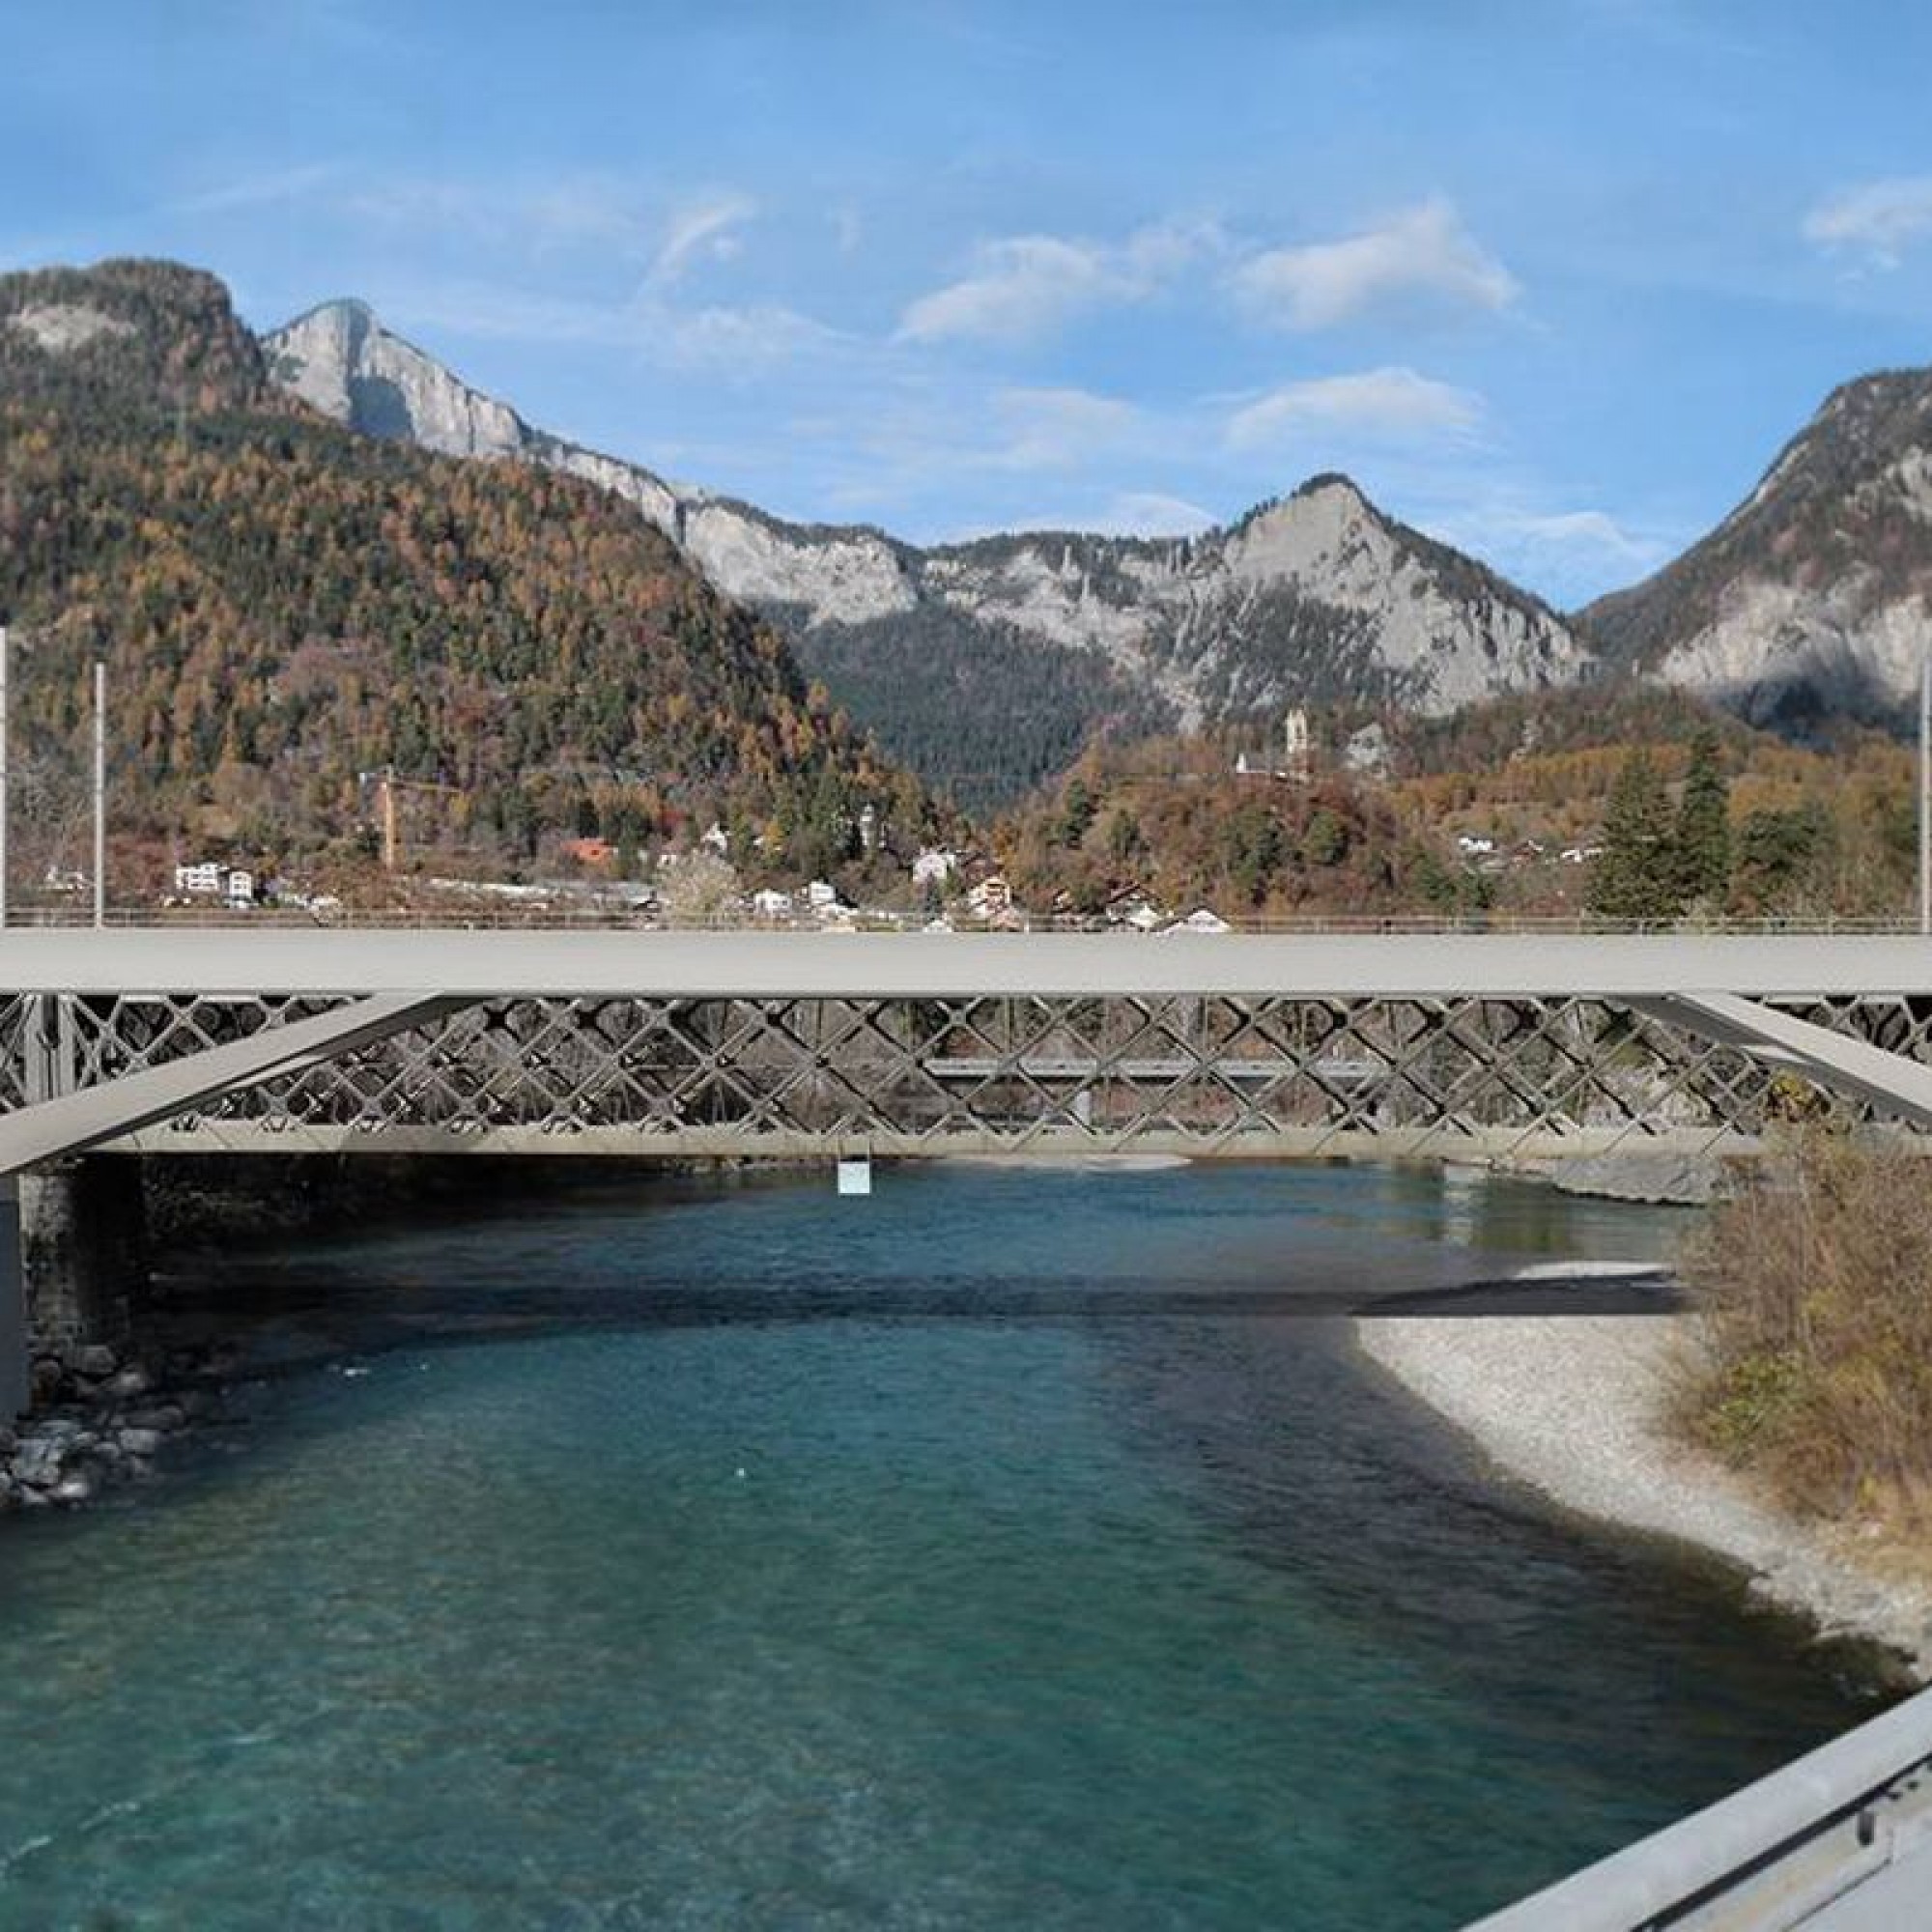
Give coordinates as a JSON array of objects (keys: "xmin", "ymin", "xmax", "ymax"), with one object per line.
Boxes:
[{"xmin": 1677, "ymin": 1131, "xmax": 1932, "ymax": 1531}]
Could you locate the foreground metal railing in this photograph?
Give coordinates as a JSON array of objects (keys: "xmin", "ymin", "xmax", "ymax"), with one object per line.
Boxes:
[{"xmin": 1471, "ymin": 1684, "xmax": 1932, "ymax": 1930}]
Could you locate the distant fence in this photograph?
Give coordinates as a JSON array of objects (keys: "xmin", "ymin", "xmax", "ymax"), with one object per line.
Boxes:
[{"xmin": 4, "ymin": 907, "xmax": 1930, "ymax": 937}]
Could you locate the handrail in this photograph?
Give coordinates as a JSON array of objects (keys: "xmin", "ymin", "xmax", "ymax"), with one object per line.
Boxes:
[{"xmin": 1467, "ymin": 1684, "xmax": 1932, "ymax": 1930}]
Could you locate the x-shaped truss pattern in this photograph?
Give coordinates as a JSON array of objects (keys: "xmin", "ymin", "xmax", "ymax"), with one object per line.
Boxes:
[{"xmin": 6, "ymin": 987, "xmax": 1923, "ymax": 1156}]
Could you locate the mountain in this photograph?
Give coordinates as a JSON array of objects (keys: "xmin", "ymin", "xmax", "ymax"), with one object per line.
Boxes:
[
  {"xmin": 266, "ymin": 301, "xmax": 1598, "ymax": 809},
  {"xmin": 0, "ymin": 261, "xmax": 940, "ymax": 883},
  {"xmin": 1579, "ymin": 368, "xmax": 1932, "ymax": 728}
]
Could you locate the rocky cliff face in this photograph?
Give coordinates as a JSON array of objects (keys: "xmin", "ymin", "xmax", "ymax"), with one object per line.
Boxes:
[
  {"xmin": 1579, "ymin": 369, "xmax": 1932, "ymax": 727},
  {"xmin": 265, "ymin": 301, "xmax": 1598, "ymax": 798},
  {"xmin": 270, "ymin": 299, "xmax": 527, "ymax": 458}
]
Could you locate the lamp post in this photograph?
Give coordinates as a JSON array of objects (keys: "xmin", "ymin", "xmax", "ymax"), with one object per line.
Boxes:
[
  {"xmin": 93, "ymin": 659, "xmax": 105, "ymax": 928},
  {"xmin": 0, "ymin": 622, "xmax": 8, "ymax": 932}
]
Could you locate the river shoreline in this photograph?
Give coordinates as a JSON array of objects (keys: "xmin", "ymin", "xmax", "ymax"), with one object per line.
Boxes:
[{"xmin": 1355, "ymin": 1287, "xmax": 1932, "ymax": 1682}]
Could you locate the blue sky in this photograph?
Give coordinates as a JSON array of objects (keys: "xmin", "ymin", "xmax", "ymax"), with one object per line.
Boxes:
[{"xmin": 5, "ymin": 0, "xmax": 1932, "ymax": 604}]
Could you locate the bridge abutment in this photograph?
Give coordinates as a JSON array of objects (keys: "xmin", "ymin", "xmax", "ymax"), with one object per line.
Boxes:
[
  {"xmin": 18, "ymin": 1156, "xmax": 149, "ymax": 1379},
  {"xmin": 0, "ymin": 1179, "xmax": 24, "ymax": 1419}
]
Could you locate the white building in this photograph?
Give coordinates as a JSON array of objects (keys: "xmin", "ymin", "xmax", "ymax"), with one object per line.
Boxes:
[
  {"xmin": 912, "ymin": 848, "xmax": 959, "ymax": 887},
  {"xmin": 699, "ymin": 822, "xmax": 730, "ymax": 856},
  {"xmin": 1284, "ymin": 708, "xmax": 1312, "ymax": 782},
  {"xmin": 174, "ymin": 861, "xmax": 225, "ymax": 897},
  {"xmin": 224, "ymin": 869, "xmax": 256, "ymax": 908},
  {"xmin": 805, "ymin": 879, "xmax": 840, "ymax": 910},
  {"xmin": 1165, "ymin": 907, "xmax": 1233, "ymax": 935},
  {"xmin": 751, "ymin": 888, "xmax": 794, "ymax": 921}
]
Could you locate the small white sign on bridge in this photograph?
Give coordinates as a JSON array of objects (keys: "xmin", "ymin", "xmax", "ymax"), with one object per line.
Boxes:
[{"xmin": 837, "ymin": 1156, "xmax": 873, "ymax": 1197}]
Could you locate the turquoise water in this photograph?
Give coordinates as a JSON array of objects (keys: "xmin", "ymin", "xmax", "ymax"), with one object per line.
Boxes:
[{"xmin": 0, "ymin": 1162, "xmax": 1878, "ymax": 1929}]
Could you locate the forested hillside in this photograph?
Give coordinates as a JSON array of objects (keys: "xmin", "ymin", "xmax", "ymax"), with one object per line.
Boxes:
[
  {"xmin": 792, "ymin": 604, "xmax": 1175, "ymax": 814},
  {"xmin": 0, "ymin": 260, "xmax": 942, "ymax": 887},
  {"xmin": 996, "ymin": 688, "xmax": 1918, "ymax": 923}
]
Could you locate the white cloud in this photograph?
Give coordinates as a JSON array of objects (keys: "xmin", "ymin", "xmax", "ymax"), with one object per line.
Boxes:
[
  {"xmin": 331, "ymin": 176, "xmax": 758, "ymax": 280},
  {"xmin": 1804, "ymin": 177, "xmax": 1932, "ymax": 269},
  {"xmin": 1096, "ymin": 491, "xmax": 1216, "ymax": 536},
  {"xmin": 990, "ymin": 385, "xmax": 1141, "ymax": 469},
  {"xmin": 1501, "ymin": 508, "xmax": 1655, "ymax": 567},
  {"xmin": 648, "ymin": 192, "xmax": 756, "ymax": 287},
  {"xmin": 1422, "ymin": 498, "xmax": 1674, "ymax": 604},
  {"xmin": 1233, "ymin": 198, "xmax": 1519, "ymax": 330},
  {"xmin": 1121, "ymin": 215, "xmax": 1229, "ymax": 281},
  {"xmin": 657, "ymin": 300, "xmax": 839, "ymax": 372},
  {"xmin": 380, "ymin": 277, "xmax": 838, "ymax": 376},
  {"xmin": 1224, "ymin": 368, "xmax": 1482, "ymax": 450},
  {"xmin": 895, "ymin": 220, "xmax": 1221, "ymax": 345},
  {"xmin": 897, "ymin": 236, "xmax": 1125, "ymax": 343},
  {"xmin": 173, "ymin": 162, "xmax": 340, "ymax": 216},
  {"xmin": 515, "ymin": 182, "xmax": 656, "ymax": 257},
  {"xmin": 940, "ymin": 491, "xmax": 1216, "ymax": 543}
]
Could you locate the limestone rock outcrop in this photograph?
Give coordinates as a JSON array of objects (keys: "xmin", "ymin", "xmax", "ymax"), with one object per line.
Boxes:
[{"xmin": 264, "ymin": 302, "xmax": 1600, "ymax": 787}]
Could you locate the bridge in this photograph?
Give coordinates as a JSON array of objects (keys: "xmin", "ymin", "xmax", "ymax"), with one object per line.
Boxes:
[
  {"xmin": 3, "ymin": 925, "xmax": 1931, "ymax": 1373},
  {"xmin": 6, "ymin": 925, "xmax": 1932, "ymax": 1926},
  {"xmin": 5, "ymin": 929, "xmax": 1932, "ymax": 1167}
]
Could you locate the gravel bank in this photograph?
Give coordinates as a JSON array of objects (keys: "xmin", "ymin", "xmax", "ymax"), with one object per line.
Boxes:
[{"xmin": 1357, "ymin": 1293, "xmax": 1932, "ymax": 1678}]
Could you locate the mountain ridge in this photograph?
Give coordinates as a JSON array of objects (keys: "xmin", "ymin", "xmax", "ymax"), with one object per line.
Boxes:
[
  {"xmin": 1579, "ymin": 366, "xmax": 1932, "ymax": 728},
  {"xmin": 265, "ymin": 298, "xmax": 1598, "ymax": 807}
]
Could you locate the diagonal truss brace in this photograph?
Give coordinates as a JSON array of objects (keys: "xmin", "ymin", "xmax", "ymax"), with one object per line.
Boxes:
[
  {"xmin": 1631, "ymin": 991, "xmax": 1932, "ymax": 1129},
  {"xmin": 0, "ymin": 994, "xmax": 469, "ymax": 1177}
]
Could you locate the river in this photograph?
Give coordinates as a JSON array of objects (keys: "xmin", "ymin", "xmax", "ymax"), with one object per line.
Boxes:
[{"xmin": 0, "ymin": 1160, "xmax": 1880, "ymax": 1929}]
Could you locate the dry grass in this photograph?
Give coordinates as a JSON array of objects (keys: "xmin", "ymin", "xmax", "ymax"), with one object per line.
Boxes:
[{"xmin": 1676, "ymin": 1131, "xmax": 1932, "ymax": 1537}]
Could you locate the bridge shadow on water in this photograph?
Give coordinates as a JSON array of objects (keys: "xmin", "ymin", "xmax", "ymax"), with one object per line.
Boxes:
[{"xmin": 147, "ymin": 1265, "xmax": 1684, "ymax": 1369}]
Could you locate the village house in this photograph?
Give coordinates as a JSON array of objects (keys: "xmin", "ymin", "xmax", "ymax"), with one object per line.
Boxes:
[
  {"xmin": 171, "ymin": 859, "xmax": 258, "ymax": 908},
  {"xmin": 966, "ymin": 875, "xmax": 1012, "ymax": 918}
]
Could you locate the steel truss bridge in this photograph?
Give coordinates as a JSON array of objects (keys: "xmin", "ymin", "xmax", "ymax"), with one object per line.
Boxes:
[{"xmin": 2, "ymin": 930, "xmax": 1932, "ymax": 1171}]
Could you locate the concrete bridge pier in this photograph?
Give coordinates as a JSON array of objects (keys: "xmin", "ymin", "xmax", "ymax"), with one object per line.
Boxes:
[
  {"xmin": 16, "ymin": 1156, "xmax": 148, "ymax": 1390},
  {"xmin": 0, "ymin": 1179, "xmax": 23, "ymax": 1419}
]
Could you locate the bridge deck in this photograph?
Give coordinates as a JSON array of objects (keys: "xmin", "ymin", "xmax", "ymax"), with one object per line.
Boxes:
[{"xmin": 0, "ymin": 929, "xmax": 1930, "ymax": 998}]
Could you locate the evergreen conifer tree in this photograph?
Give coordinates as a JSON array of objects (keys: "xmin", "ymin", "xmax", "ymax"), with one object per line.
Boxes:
[
  {"xmin": 1588, "ymin": 750, "xmax": 1682, "ymax": 923},
  {"xmin": 1673, "ymin": 727, "xmax": 1731, "ymax": 908}
]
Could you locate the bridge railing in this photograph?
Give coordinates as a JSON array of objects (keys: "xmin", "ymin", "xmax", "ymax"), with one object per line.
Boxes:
[
  {"xmin": 3, "ymin": 907, "xmax": 1930, "ymax": 936},
  {"xmin": 1468, "ymin": 1682, "xmax": 1932, "ymax": 1930}
]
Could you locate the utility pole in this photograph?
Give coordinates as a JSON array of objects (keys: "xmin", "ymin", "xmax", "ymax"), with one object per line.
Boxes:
[
  {"xmin": 1920, "ymin": 647, "xmax": 1929, "ymax": 938},
  {"xmin": 93, "ymin": 659, "xmax": 105, "ymax": 929},
  {"xmin": 0, "ymin": 623, "xmax": 9, "ymax": 931}
]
